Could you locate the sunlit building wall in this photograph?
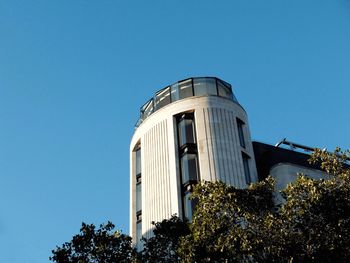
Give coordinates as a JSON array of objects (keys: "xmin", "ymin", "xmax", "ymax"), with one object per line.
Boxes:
[{"xmin": 129, "ymin": 77, "xmax": 258, "ymax": 247}]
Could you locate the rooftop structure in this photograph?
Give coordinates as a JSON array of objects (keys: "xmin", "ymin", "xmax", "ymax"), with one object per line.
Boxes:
[{"xmin": 135, "ymin": 77, "xmax": 237, "ymax": 127}]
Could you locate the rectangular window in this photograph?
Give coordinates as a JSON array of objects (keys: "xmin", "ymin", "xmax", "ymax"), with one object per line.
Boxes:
[
  {"xmin": 135, "ymin": 148, "xmax": 141, "ymax": 176},
  {"xmin": 193, "ymin": 78, "xmax": 217, "ymax": 96},
  {"xmin": 141, "ymin": 100, "xmax": 154, "ymax": 119},
  {"xmin": 178, "ymin": 79, "xmax": 193, "ymax": 99},
  {"xmin": 181, "ymin": 153, "xmax": 198, "ymax": 185},
  {"xmin": 136, "ymin": 183, "xmax": 142, "ymax": 212},
  {"xmin": 178, "ymin": 117, "xmax": 196, "ymax": 147},
  {"xmin": 183, "ymin": 191, "xmax": 193, "ymax": 221},
  {"xmin": 176, "ymin": 112, "xmax": 199, "ymax": 223},
  {"xmin": 134, "ymin": 144, "xmax": 142, "ymax": 250},
  {"xmin": 136, "ymin": 220, "xmax": 142, "ymax": 250},
  {"xmin": 155, "ymin": 87, "xmax": 171, "ymax": 110},
  {"xmin": 170, "ymin": 83, "xmax": 179, "ymax": 101},
  {"xmin": 242, "ymin": 153, "xmax": 251, "ymax": 184},
  {"xmin": 237, "ymin": 118, "xmax": 246, "ymax": 148},
  {"xmin": 217, "ymin": 79, "xmax": 232, "ymax": 99}
]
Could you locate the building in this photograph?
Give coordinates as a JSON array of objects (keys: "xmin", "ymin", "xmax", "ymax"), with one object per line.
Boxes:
[
  {"xmin": 129, "ymin": 77, "xmax": 326, "ymax": 247},
  {"xmin": 253, "ymin": 139, "xmax": 328, "ymax": 202},
  {"xmin": 129, "ymin": 77, "xmax": 258, "ymax": 247}
]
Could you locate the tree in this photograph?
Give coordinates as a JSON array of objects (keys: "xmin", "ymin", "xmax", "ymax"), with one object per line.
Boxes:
[
  {"xmin": 178, "ymin": 177, "xmax": 276, "ymax": 262},
  {"xmin": 178, "ymin": 148, "xmax": 350, "ymax": 263},
  {"xmin": 141, "ymin": 215, "xmax": 190, "ymax": 263},
  {"xmin": 277, "ymin": 147, "xmax": 350, "ymax": 262},
  {"xmin": 50, "ymin": 222, "xmax": 138, "ymax": 263},
  {"xmin": 50, "ymin": 148, "xmax": 350, "ymax": 262}
]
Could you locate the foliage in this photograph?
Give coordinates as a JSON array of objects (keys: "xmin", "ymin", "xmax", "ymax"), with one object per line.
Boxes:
[
  {"xmin": 50, "ymin": 222, "xmax": 138, "ymax": 263},
  {"xmin": 50, "ymin": 148, "xmax": 350, "ymax": 262},
  {"xmin": 178, "ymin": 148, "xmax": 350, "ymax": 263},
  {"xmin": 278, "ymin": 147, "xmax": 350, "ymax": 262},
  {"xmin": 178, "ymin": 177, "xmax": 276, "ymax": 263},
  {"xmin": 141, "ymin": 215, "xmax": 190, "ymax": 263}
]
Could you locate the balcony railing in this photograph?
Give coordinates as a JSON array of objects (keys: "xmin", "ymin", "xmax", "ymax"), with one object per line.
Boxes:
[{"xmin": 135, "ymin": 77, "xmax": 237, "ymax": 128}]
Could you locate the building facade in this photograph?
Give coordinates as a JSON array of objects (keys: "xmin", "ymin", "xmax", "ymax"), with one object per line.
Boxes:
[
  {"xmin": 253, "ymin": 140, "xmax": 328, "ymax": 202},
  {"xmin": 129, "ymin": 77, "xmax": 327, "ymax": 248},
  {"xmin": 129, "ymin": 77, "xmax": 258, "ymax": 247}
]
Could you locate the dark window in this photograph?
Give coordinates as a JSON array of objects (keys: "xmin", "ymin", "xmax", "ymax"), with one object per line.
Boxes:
[
  {"xmin": 135, "ymin": 146, "xmax": 142, "ymax": 212},
  {"xmin": 242, "ymin": 153, "xmax": 251, "ymax": 184},
  {"xmin": 135, "ymin": 148, "xmax": 141, "ymax": 176},
  {"xmin": 181, "ymin": 153, "xmax": 198, "ymax": 185},
  {"xmin": 178, "ymin": 79, "xmax": 193, "ymax": 99},
  {"xmin": 178, "ymin": 117, "xmax": 196, "ymax": 147},
  {"xmin": 237, "ymin": 118, "xmax": 246, "ymax": 148},
  {"xmin": 176, "ymin": 112, "xmax": 200, "ymax": 222},
  {"xmin": 135, "ymin": 144, "xmax": 142, "ymax": 247},
  {"xmin": 193, "ymin": 78, "xmax": 217, "ymax": 96},
  {"xmin": 217, "ymin": 79, "xmax": 232, "ymax": 99},
  {"xmin": 136, "ymin": 183, "xmax": 142, "ymax": 212},
  {"xmin": 136, "ymin": 212, "xmax": 142, "ymax": 222}
]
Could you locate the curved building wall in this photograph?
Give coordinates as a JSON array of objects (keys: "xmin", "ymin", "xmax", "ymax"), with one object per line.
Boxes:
[{"xmin": 130, "ymin": 94, "xmax": 257, "ymax": 245}]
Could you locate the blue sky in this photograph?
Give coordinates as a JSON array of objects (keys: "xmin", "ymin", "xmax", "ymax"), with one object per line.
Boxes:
[{"xmin": 0, "ymin": 0, "xmax": 350, "ymax": 262}]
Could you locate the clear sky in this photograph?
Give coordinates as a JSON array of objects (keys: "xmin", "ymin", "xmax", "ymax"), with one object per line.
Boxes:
[{"xmin": 0, "ymin": 0, "xmax": 349, "ymax": 262}]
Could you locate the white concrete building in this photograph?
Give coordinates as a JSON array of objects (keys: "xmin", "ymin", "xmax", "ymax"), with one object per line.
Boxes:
[
  {"xmin": 129, "ymin": 77, "xmax": 258, "ymax": 247},
  {"xmin": 252, "ymin": 140, "xmax": 329, "ymax": 203}
]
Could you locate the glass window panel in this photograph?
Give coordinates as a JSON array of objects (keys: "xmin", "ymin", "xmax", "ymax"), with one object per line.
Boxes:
[
  {"xmin": 140, "ymin": 101, "xmax": 148, "ymax": 116},
  {"xmin": 242, "ymin": 154, "xmax": 251, "ymax": 184},
  {"xmin": 178, "ymin": 79, "xmax": 193, "ymax": 99},
  {"xmin": 155, "ymin": 87, "xmax": 171, "ymax": 110},
  {"xmin": 183, "ymin": 192, "xmax": 193, "ymax": 221},
  {"xmin": 141, "ymin": 100, "xmax": 154, "ymax": 119},
  {"xmin": 237, "ymin": 119, "xmax": 245, "ymax": 148},
  {"xmin": 217, "ymin": 80, "xmax": 233, "ymax": 99},
  {"xmin": 170, "ymin": 83, "xmax": 179, "ymax": 102},
  {"xmin": 194, "ymin": 78, "xmax": 208, "ymax": 96},
  {"xmin": 193, "ymin": 78, "xmax": 217, "ymax": 96},
  {"xmin": 136, "ymin": 221, "xmax": 142, "ymax": 250},
  {"xmin": 178, "ymin": 118, "xmax": 195, "ymax": 146},
  {"xmin": 218, "ymin": 79, "xmax": 231, "ymax": 89},
  {"xmin": 181, "ymin": 153, "xmax": 198, "ymax": 184},
  {"xmin": 135, "ymin": 149, "xmax": 141, "ymax": 175},
  {"xmin": 136, "ymin": 183, "xmax": 142, "ymax": 212}
]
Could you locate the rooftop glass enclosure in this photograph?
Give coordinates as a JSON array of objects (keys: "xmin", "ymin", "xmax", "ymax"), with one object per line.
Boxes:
[{"xmin": 135, "ymin": 77, "xmax": 237, "ymax": 128}]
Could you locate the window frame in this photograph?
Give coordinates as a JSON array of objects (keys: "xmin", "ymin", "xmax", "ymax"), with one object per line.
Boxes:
[
  {"xmin": 175, "ymin": 112, "xmax": 200, "ymax": 221},
  {"xmin": 236, "ymin": 118, "xmax": 246, "ymax": 148},
  {"xmin": 177, "ymin": 115, "xmax": 197, "ymax": 150},
  {"xmin": 180, "ymin": 152, "xmax": 199, "ymax": 186},
  {"xmin": 242, "ymin": 152, "xmax": 251, "ymax": 184}
]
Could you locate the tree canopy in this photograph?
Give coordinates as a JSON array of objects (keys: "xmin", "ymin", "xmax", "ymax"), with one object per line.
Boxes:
[
  {"xmin": 141, "ymin": 215, "xmax": 190, "ymax": 263},
  {"xmin": 178, "ymin": 147, "xmax": 350, "ymax": 262},
  {"xmin": 50, "ymin": 222, "xmax": 138, "ymax": 263},
  {"xmin": 51, "ymin": 148, "xmax": 350, "ymax": 263}
]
